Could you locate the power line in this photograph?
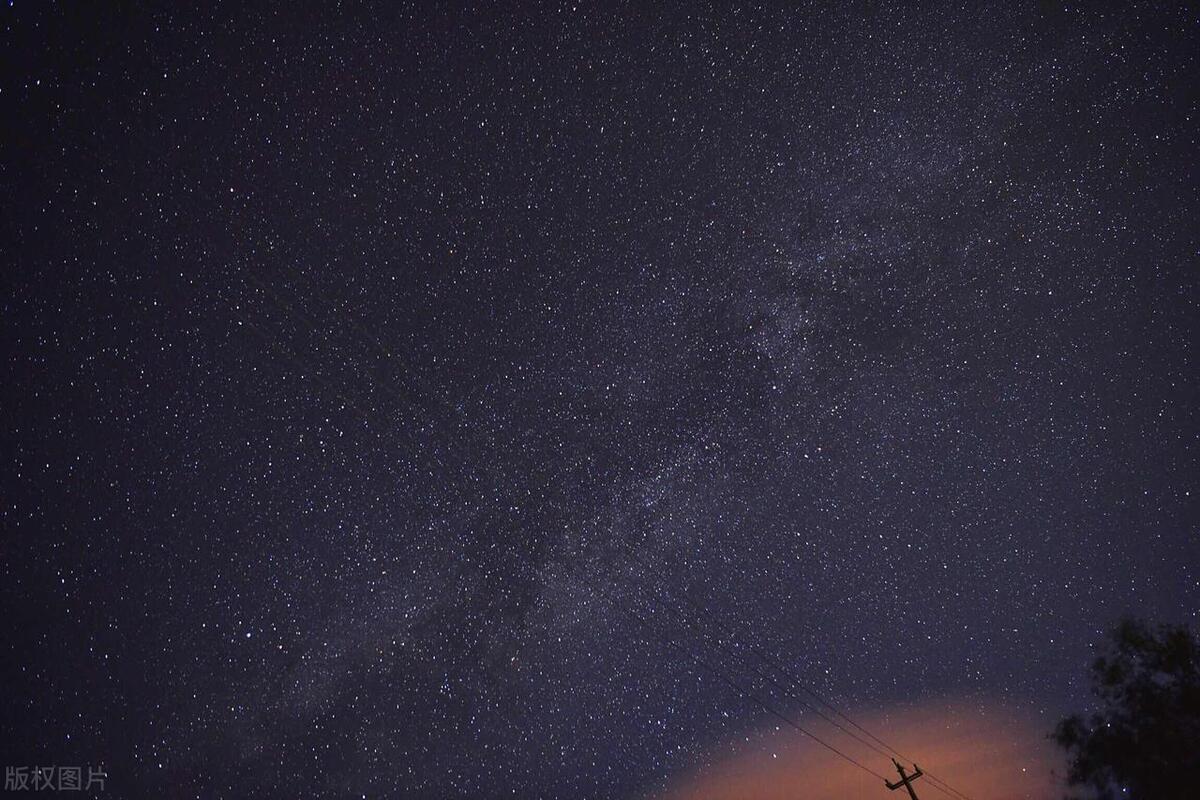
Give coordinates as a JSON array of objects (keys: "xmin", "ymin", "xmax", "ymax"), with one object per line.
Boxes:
[{"xmin": 614, "ymin": 543, "xmax": 974, "ymax": 800}]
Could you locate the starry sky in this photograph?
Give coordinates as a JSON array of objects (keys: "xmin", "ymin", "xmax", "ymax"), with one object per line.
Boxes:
[{"xmin": 2, "ymin": 3, "xmax": 1197, "ymax": 799}]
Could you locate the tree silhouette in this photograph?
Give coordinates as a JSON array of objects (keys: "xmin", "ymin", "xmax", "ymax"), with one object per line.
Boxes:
[{"xmin": 1052, "ymin": 618, "xmax": 1200, "ymax": 799}]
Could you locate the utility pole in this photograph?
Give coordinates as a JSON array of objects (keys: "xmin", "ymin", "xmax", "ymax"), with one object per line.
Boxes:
[{"xmin": 885, "ymin": 758, "xmax": 924, "ymax": 800}]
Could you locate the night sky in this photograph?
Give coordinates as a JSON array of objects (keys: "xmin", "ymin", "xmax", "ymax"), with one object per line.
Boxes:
[{"xmin": 2, "ymin": 3, "xmax": 1197, "ymax": 799}]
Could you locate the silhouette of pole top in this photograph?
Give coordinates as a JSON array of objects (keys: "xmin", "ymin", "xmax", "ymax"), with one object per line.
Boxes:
[{"xmin": 885, "ymin": 758, "xmax": 924, "ymax": 800}]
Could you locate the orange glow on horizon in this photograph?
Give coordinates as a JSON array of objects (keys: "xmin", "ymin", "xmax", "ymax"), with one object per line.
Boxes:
[{"xmin": 656, "ymin": 696, "xmax": 1066, "ymax": 800}]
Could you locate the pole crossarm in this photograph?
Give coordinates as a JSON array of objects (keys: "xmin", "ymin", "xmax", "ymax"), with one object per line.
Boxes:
[{"xmin": 885, "ymin": 759, "xmax": 925, "ymax": 800}]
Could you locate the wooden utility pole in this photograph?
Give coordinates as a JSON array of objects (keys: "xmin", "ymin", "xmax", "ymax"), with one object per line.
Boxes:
[{"xmin": 885, "ymin": 758, "xmax": 924, "ymax": 800}]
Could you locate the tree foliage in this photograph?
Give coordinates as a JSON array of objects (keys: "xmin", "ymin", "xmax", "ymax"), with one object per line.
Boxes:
[{"xmin": 1052, "ymin": 618, "xmax": 1200, "ymax": 799}]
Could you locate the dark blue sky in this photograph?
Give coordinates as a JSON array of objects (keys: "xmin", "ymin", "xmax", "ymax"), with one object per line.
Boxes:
[{"xmin": 3, "ymin": 3, "xmax": 1196, "ymax": 798}]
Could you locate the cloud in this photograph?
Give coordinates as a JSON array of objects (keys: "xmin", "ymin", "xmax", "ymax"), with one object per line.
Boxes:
[{"xmin": 657, "ymin": 695, "xmax": 1066, "ymax": 800}]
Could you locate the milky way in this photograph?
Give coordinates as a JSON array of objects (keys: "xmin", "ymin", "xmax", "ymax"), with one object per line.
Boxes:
[{"xmin": 3, "ymin": 3, "xmax": 1197, "ymax": 799}]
